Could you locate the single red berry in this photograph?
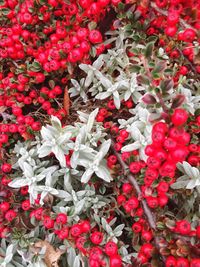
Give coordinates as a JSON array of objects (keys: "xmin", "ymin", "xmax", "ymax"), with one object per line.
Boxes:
[
  {"xmin": 110, "ymin": 254, "xmax": 122, "ymax": 267},
  {"xmin": 166, "ymin": 256, "xmax": 177, "ymax": 267},
  {"xmin": 90, "ymin": 231, "xmax": 104, "ymax": 245},
  {"xmin": 5, "ymin": 209, "xmax": 17, "ymax": 221},
  {"xmin": 105, "ymin": 241, "xmax": 118, "ymax": 256},
  {"xmin": 56, "ymin": 213, "xmax": 68, "ymax": 225},
  {"xmin": 171, "ymin": 108, "xmax": 188, "ymax": 126}
]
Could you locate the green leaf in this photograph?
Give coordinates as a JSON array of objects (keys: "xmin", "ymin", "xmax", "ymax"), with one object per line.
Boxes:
[
  {"xmin": 1, "ymin": 8, "xmax": 10, "ymax": 15},
  {"xmin": 144, "ymin": 41, "xmax": 155, "ymax": 58}
]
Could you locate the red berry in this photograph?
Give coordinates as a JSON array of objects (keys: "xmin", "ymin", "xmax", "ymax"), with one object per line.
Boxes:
[
  {"xmin": 105, "ymin": 241, "xmax": 118, "ymax": 256},
  {"xmin": 166, "ymin": 256, "xmax": 177, "ymax": 267},
  {"xmin": 122, "ymin": 183, "xmax": 132, "ymax": 194},
  {"xmin": 5, "ymin": 209, "xmax": 17, "ymax": 221},
  {"xmin": 171, "ymin": 108, "xmax": 188, "ymax": 126},
  {"xmin": 110, "ymin": 254, "xmax": 122, "ymax": 267},
  {"xmin": 56, "ymin": 213, "xmax": 68, "ymax": 225},
  {"xmin": 90, "ymin": 231, "xmax": 103, "ymax": 245}
]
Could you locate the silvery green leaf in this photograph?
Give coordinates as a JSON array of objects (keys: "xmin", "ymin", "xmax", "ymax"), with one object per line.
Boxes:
[
  {"xmin": 122, "ymin": 141, "xmax": 141, "ymax": 152},
  {"xmin": 81, "ymin": 168, "xmax": 94, "ymax": 183},
  {"xmin": 96, "ymin": 164, "xmax": 112, "ymax": 182},
  {"xmin": 86, "ymin": 108, "xmax": 99, "ymax": 133},
  {"xmin": 187, "ymin": 179, "xmax": 200, "ymax": 189},
  {"xmin": 75, "ymin": 199, "xmax": 85, "ymax": 214},
  {"xmin": 96, "ymin": 91, "xmax": 111, "ymax": 100},
  {"xmin": 130, "ymin": 125, "xmax": 142, "ymax": 141},
  {"xmin": 113, "ymin": 224, "xmax": 125, "ymax": 236},
  {"xmin": 57, "ymin": 190, "xmax": 72, "ymax": 201},
  {"xmin": 23, "ymin": 162, "xmax": 34, "ymax": 178},
  {"xmin": 182, "ymin": 161, "xmax": 196, "ymax": 178},
  {"xmin": 51, "ymin": 115, "xmax": 62, "ymax": 130},
  {"xmin": 113, "ymin": 90, "xmax": 121, "ymax": 109},
  {"xmin": 171, "ymin": 176, "xmax": 189, "ymax": 189},
  {"xmin": 99, "ymin": 139, "xmax": 111, "ymax": 158},
  {"xmin": 51, "ymin": 146, "xmax": 66, "ymax": 167},
  {"xmin": 124, "ymin": 90, "xmax": 131, "ymax": 101},
  {"xmin": 40, "ymin": 126, "xmax": 54, "ymax": 141},
  {"xmin": 73, "ymin": 256, "xmax": 80, "ymax": 267},
  {"xmin": 38, "ymin": 145, "xmax": 52, "ymax": 158},
  {"xmin": 67, "ymin": 248, "xmax": 76, "ymax": 267},
  {"xmin": 9, "ymin": 178, "xmax": 28, "ymax": 188},
  {"xmin": 101, "ymin": 218, "xmax": 112, "ymax": 233}
]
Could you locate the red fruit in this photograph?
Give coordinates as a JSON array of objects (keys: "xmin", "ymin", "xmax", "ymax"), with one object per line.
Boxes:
[
  {"xmin": 80, "ymin": 220, "xmax": 91, "ymax": 233},
  {"xmin": 122, "ymin": 183, "xmax": 132, "ymax": 194},
  {"xmin": 188, "ymin": 144, "xmax": 198, "ymax": 152},
  {"xmin": 182, "ymin": 28, "xmax": 196, "ymax": 42},
  {"xmin": 190, "ymin": 259, "xmax": 200, "ymax": 267},
  {"xmin": 68, "ymin": 49, "xmax": 83, "ymax": 63},
  {"xmin": 147, "ymin": 157, "xmax": 161, "ymax": 169},
  {"xmin": 176, "ymin": 220, "xmax": 191, "ymax": 235},
  {"xmin": 152, "ymin": 131, "xmax": 165, "ymax": 145},
  {"xmin": 138, "ymin": 253, "xmax": 148, "ymax": 264},
  {"xmin": 56, "ymin": 213, "xmax": 67, "ymax": 225},
  {"xmin": 171, "ymin": 108, "xmax": 188, "ymax": 126},
  {"xmin": 126, "ymin": 196, "xmax": 139, "ymax": 210},
  {"xmin": 146, "ymin": 196, "xmax": 159, "ymax": 209},
  {"xmin": 108, "ymin": 155, "xmax": 117, "ymax": 165},
  {"xmin": 179, "ymin": 66, "xmax": 188, "ymax": 75},
  {"xmin": 170, "ymin": 146, "xmax": 189, "ymax": 163},
  {"xmin": 70, "ymin": 224, "xmax": 82, "ymax": 237},
  {"xmin": 1, "ymin": 163, "xmax": 12, "ymax": 173},
  {"xmin": 158, "ymin": 194, "xmax": 169, "ymax": 207},
  {"xmin": 5, "ymin": 209, "xmax": 17, "ymax": 221},
  {"xmin": 157, "ymin": 181, "xmax": 169, "ymax": 193},
  {"xmin": 129, "ymin": 162, "xmax": 141, "ymax": 174},
  {"xmin": 117, "ymin": 195, "xmax": 126, "ymax": 205},
  {"xmin": 145, "ymin": 168, "xmax": 159, "ymax": 180},
  {"xmin": 119, "ymin": 130, "xmax": 129, "ymax": 139},
  {"xmin": 166, "ymin": 256, "xmax": 177, "ymax": 267},
  {"xmin": 132, "ymin": 222, "xmax": 142, "ymax": 233},
  {"xmin": 164, "ymin": 138, "xmax": 177, "ymax": 151},
  {"xmin": 31, "ymin": 122, "xmax": 42, "ymax": 131},
  {"xmin": 0, "ymin": 134, "xmax": 8, "ymax": 144},
  {"xmin": 145, "ymin": 144, "xmax": 156, "ymax": 156},
  {"xmin": 105, "ymin": 241, "xmax": 118, "ymax": 256},
  {"xmin": 43, "ymin": 216, "xmax": 54, "ymax": 229},
  {"xmin": 0, "ymin": 202, "xmax": 10, "ymax": 212},
  {"xmin": 58, "ymin": 227, "xmax": 69, "ymax": 239},
  {"xmin": 177, "ymin": 257, "xmax": 189, "ymax": 267},
  {"xmin": 90, "ymin": 231, "xmax": 103, "ymax": 245},
  {"xmin": 114, "ymin": 142, "xmax": 122, "ymax": 151},
  {"xmin": 21, "ymin": 199, "xmax": 31, "ymax": 211},
  {"xmin": 89, "ymin": 246, "xmax": 103, "ymax": 261},
  {"xmin": 165, "ymin": 26, "xmax": 177, "ymax": 37},
  {"xmin": 159, "ymin": 161, "xmax": 176, "ymax": 178},
  {"xmin": 140, "ymin": 243, "xmax": 154, "ymax": 258},
  {"xmin": 89, "ymin": 30, "xmax": 102, "ymax": 44},
  {"xmin": 153, "ymin": 122, "xmax": 168, "ymax": 134},
  {"xmin": 167, "ymin": 12, "xmax": 179, "ymax": 26},
  {"xmin": 110, "ymin": 255, "xmax": 122, "ymax": 267},
  {"xmin": 99, "ymin": 108, "xmax": 108, "ymax": 117}
]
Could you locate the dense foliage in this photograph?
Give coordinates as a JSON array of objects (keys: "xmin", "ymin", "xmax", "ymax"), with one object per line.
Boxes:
[{"xmin": 0, "ymin": 0, "xmax": 200, "ymax": 266}]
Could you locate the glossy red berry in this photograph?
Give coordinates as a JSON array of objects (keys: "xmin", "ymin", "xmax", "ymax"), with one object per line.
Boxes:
[{"xmin": 171, "ymin": 108, "xmax": 188, "ymax": 126}]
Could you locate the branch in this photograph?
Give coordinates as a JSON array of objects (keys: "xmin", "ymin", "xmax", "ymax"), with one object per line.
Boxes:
[{"xmin": 111, "ymin": 141, "xmax": 165, "ymax": 262}]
